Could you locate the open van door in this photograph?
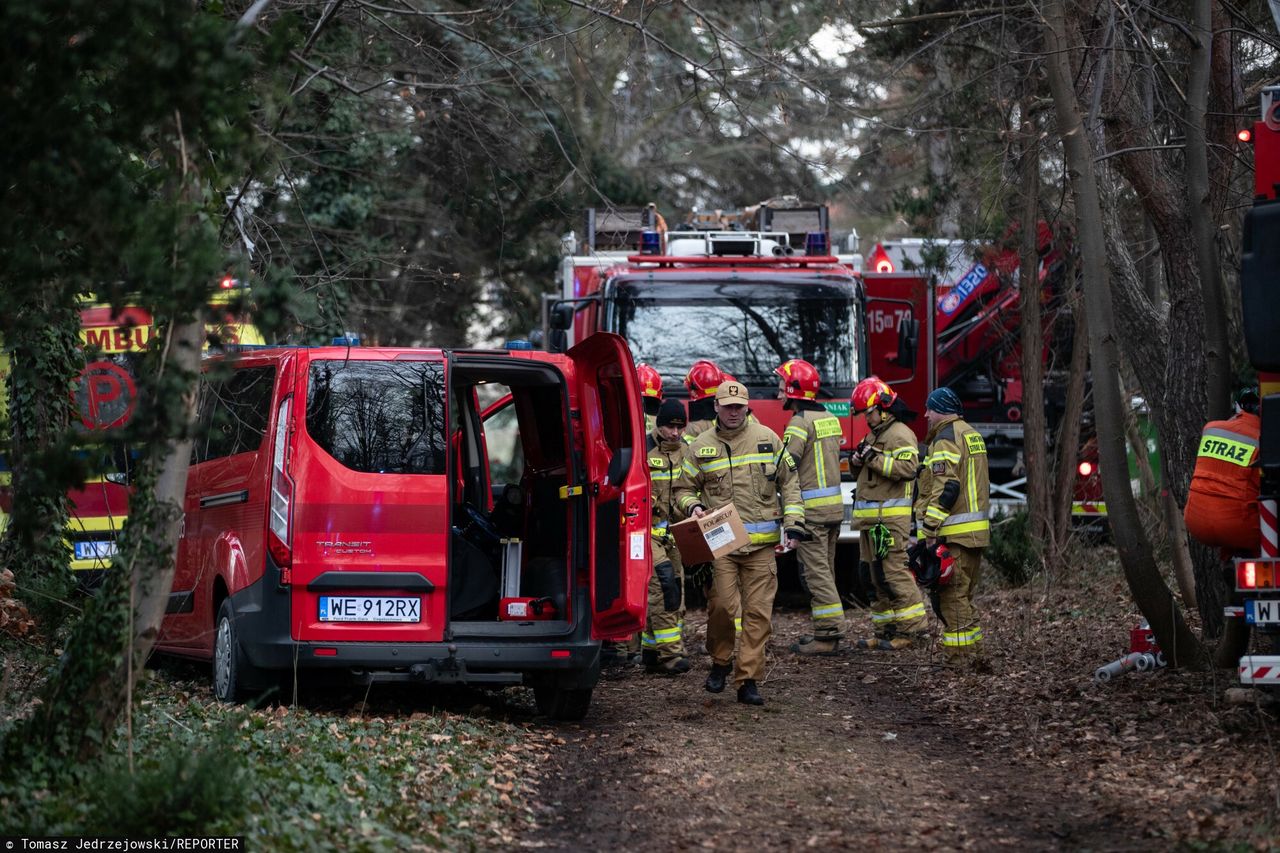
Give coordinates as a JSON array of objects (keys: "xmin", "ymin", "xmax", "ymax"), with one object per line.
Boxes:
[
  {"xmin": 566, "ymin": 333, "xmax": 649, "ymax": 637},
  {"xmin": 863, "ymin": 272, "xmax": 934, "ymax": 440}
]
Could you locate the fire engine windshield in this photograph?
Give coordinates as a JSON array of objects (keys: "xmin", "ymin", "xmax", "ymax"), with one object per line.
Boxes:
[{"xmin": 609, "ymin": 278, "xmax": 861, "ymax": 394}]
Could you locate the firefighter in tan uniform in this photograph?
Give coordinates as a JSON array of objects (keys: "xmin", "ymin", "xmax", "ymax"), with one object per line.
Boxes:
[
  {"xmin": 642, "ymin": 398, "xmax": 692, "ymax": 675},
  {"xmin": 681, "ymin": 359, "xmax": 744, "ymax": 640},
  {"xmin": 773, "ymin": 359, "xmax": 848, "ymax": 655},
  {"xmin": 674, "ymin": 380, "xmax": 805, "ymax": 706},
  {"xmin": 850, "ymin": 377, "xmax": 927, "ymax": 650},
  {"xmin": 916, "ymin": 387, "xmax": 990, "ymax": 663}
]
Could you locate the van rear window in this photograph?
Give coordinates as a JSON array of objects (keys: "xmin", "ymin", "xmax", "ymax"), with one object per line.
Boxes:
[{"xmin": 306, "ymin": 360, "xmax": 446, "ymax": 474}]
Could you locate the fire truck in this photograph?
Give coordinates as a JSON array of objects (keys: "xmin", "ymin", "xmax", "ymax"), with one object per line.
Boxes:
[
  {"xmin": 545, "ymin": 201, "xmax": 895, "ymax": 549},
  {"xmin": 0, "ymin": 278, "xmax": 263, "ymax": 578},
  {"xmin": 1233, "ymin": 83, "xmax": 1280, "ymax": 686}
]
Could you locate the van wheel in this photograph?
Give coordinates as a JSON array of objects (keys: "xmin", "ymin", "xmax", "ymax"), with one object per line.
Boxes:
[
  {"xmin": 533, "ymin": 682, "xmax": 593, "ymax": 721},
  {"xmin": 213, "ymin": 598, "xmax": 265, "ymax": 704}
]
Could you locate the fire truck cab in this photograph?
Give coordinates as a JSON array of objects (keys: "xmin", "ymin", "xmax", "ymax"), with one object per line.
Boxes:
[
  {"xmin": 155, "ymin": 335, "xmax": 649, "ymax": 720},
  {"xmin": 547, "ymin": 201, "xmax": 922, "ymax": 546}
]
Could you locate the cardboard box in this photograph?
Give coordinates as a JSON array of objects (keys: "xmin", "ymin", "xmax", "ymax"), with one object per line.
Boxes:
[{"xmin": 670, "ymin": 503, "xmax": 752, "ymax": 563}]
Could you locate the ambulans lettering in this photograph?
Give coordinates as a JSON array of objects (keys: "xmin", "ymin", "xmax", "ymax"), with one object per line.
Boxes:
[{"xmin": 82, "ymin": 325, "xmax": 152, "ymax": 352}]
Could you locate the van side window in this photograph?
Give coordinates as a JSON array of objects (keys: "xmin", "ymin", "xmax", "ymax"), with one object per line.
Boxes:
[
  {"xmin": 193, "ymin": 366, "xmax": 276, "ymax": 463},
  {"xmin": 306, "ymin": 360, "xmax": 446, "ymax": 474}
]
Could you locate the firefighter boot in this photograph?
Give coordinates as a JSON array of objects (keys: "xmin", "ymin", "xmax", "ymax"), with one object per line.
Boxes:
[
  {"xmin": 737, "ymin": 680, "xmax": 765, "ymax": 706},
  {"xmin": 704, "ymin": 663, "xmax": 731, "ymax": 693},
  {"xmin": 854, "ymin": 635, "xmax": 912, "ymax": 650},
  {"xmin": 650, "ymin": 656, "xmax": 691, "ymax": 676},
  {"xmin": 641, "ymin": 649, "xmax": 659, "ymax": 670},
  {"xmin": 790, "ymin": 635, "xmax": 841, "ymax": 656}
]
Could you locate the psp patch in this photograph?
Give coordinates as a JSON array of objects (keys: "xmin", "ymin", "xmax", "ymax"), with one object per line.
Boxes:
[{"xmin": 697, "ymin": 446, "xmax": 718, "ymax": 457}]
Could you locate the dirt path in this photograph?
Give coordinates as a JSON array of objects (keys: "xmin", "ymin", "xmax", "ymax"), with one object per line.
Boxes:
[{"xmin": 530, "ymin": 610, "xmax": 1144, "ymax": 851}]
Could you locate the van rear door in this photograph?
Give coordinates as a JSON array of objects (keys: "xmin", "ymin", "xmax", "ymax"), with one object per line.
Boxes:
[
  {"xmin": 290, "ymin": 350, "xmax": 450, "ymax": 644},
  {"xmin": 566, "ymin": 333, "xmax": 649, "ymax": 637}
]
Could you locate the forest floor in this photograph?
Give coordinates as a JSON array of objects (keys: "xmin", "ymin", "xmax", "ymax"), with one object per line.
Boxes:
[
  {"xmin": 4, "ymin": 556, "xmax": 1280, "ymax": 850},
  {"xmin": 526, "ymin": 560, "xmax": 1280, "ymax": 851}
]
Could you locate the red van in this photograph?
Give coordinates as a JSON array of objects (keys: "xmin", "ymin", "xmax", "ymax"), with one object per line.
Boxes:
[{"xmin": 156, "ymin": 334, "xmax": 650, "ymax": 720}]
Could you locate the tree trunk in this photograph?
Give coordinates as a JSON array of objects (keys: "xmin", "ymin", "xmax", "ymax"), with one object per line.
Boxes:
[
  {"xmin": 3, "ymin": 317, "xmax": 202, "ymax": 765},
  {"xmin": 1018, "ymin": 112, "xmax": 1050, "ymax": 548},
  {"xmin": 1186, "ymin": 0, "xmax": 1231, "ymax": 419},
  {"xmin": 1051, "ymin": 253, "xmax": 1089, "ymax": 554},
  {"xmin": 0, "ymin": 287, "xmax": 84, "ymax": 628},
  {"xmin": 1043, "ymin": 0, "xmax": 1204, "ymax": 667}
]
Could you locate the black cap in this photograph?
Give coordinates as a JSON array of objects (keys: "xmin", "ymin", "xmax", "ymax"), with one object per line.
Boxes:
[{"xmin": 657, "ymin": 398, "xmax": 687, "ymax": 428}]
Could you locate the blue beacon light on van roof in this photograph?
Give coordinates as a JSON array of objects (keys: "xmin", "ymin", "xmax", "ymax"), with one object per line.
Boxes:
[
  {"xmin": 640, "ymin": 230, "xmax": 662, "ymax": 255},
  {"xmin": 505, "ymin": 339, "xmax": 534, "ymax": 350},
  {"xmin": 804, "ymin": 231, "xmax": 829, "ymax": 256},
  {"xmin": 332, "ymin": 334, "xmax": 361, "ymax": 346}
]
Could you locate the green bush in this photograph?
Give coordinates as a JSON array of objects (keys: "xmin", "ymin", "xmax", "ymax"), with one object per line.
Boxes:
[{"xmin": 985, "ymin": 508, "xmax": 1040, "ymax": 586}]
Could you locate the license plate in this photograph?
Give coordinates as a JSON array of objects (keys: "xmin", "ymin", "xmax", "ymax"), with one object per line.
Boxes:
[
  {"xmin": 318, "ymin": 596, "xmax": 420, "ymax": 623},
  {"xmin": 1246, "ymin": 598, "xmax": 1280, "ymax": 625},
  {"xmin": 74, "ymin": 540, "xmax": 117, "ymax": 560}
]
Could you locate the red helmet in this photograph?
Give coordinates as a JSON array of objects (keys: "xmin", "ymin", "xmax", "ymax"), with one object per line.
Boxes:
[
  {"xmin": 852, "ymin": 376, "xmax": 897, "ymax": 413},
  {"xmin": 636, "ymin": 363, "xmax": 663, "ymax": 400},
  {"xmin": 685, "ymin": 360, "xmax": 723, "ymax": 401},
  {"xmin": 774, "ymin": 359, "xmax": 820, "ymax": 401}
]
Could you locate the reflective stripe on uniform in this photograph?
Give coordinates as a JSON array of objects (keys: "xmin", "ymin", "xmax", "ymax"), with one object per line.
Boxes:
[
  {"xmin": 650, "ymin": 470, "xmax": 678, "ymax": 482},
  {"xmin": 734, "ymin": 617, "xmax": 742, "ymax": 633},
  {"xmin": 802, "ymin": 485, "xmax": 841, "ymax": 499},
  {"xmin": 803, "ymin": 484, "xmax": 843, "ymax": 509},
  {"xmin": 697, "ymin": 452, "xmax": 776, "ymax": 473},
  {"xmin": 938, "ymin": 510, "xmax": 990, "ymax": 537},
  {"xmin": 1198, "ymin": 427, "xmax": 1259, "ymax": 467},
  {"xmin": 784, "ymin": 503, "xmax": 805, "ymax": 517},
  {"xmin": 653, "ymin": 626, "xmax": 682, "ymax": 645},
  {"xmin": 641, "ymin": 632, "xmax": 657, "ymax": 647},
  {"xmin": 854, "ymin": 497, "xmax": 914, "ymax": 519},
  {"xmin": 744, "ymin": 519, "xmax": 781, "ymax": 545},
  {"xmin": 870, "ymin": 609, "xmax": 894, "ymax": 624},
  {"xmin": 926, "ymin": 450, "xmax": 960, "ymax": 465},
  {"xmin": 784, "ymin": 425, "xmax": 808, "ymax": 443},
  {"xmin": 942, "ymin": 626, "xmax": 984, "ymax": 647},
  {"xmin": 891, "ymin": 602, "xmax": 926, "ymax": 622},
  {"xmin": 812, "ymin": 602, "xmax": 844, "ymax": 619}
]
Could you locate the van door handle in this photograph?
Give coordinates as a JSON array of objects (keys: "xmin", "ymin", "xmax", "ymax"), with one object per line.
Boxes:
[{"xmin": 200, "ymin": 489, "xmax": 249, "ymax": 508}]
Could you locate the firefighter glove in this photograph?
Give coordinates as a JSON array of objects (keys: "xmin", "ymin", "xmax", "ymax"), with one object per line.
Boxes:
[
  {"xmin": 785, "ymin": 526, "xmax": 813, "ymax": 543},
  {"xmin": 655, "ymin": 561, "xmax": 681, "ymax": 612},
  {"xmin": 867, "ymin": 523, "xmax": 894, "ymax": 561}
]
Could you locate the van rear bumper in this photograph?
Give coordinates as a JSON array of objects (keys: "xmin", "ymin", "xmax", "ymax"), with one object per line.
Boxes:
[{"xmin": 229, "ymin": 572, "xmax": 600, "ymax": 687}]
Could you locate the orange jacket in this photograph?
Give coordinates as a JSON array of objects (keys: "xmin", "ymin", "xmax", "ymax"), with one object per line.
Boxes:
[{"xmin": 1188, "ymin": 412, "xmax": 1260, "ymax": 502}]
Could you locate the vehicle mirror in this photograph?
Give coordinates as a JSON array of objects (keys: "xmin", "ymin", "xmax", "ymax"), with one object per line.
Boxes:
[
  {"xmin": 896, "ymin": 316, "xmax": 919, "ymax": 368},
  {"xmin": 549, "ymin": 302, "xmax": 575, "ymax": 331},
  {"xmin": 606, "ymin": 447, "xmax": 633, "ymax": 487},
  {"xmin": 548, "ymin": 329, "xmax": 568, "ymax": 353}
]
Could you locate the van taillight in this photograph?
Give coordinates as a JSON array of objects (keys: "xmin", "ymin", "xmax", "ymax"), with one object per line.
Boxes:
[{"xmin": 269, "ymin": 395, "xmax": 294, "ymax": 583}]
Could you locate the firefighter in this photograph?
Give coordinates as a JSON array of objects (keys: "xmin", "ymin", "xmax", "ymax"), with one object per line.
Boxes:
[
  {"xmin": 1184, "ymin": 388, "xmax": 1261, "ymax": 553},
  {"xmin": 637, "ymin": 362, "xmax": 664, "ymax": 434},
  {"xmin": 1184, "ymin": 388, "xmax": 1262, "ymax": 669},
  {"xmin": 683, "ymin": 359, "xmax": 723, "ymax": 442},
  {"xmin": 916, "ymin": 386, "xmax": 991, "ymax": 664},
  {"xmin": 674, "ymin": 380, "xmax": 806, "ymax": 706},
  {"xmin": 774, "ymin": 359, "xmax": 847, "ymax": 655},
  {"xmin": 849, "ymin": 377, "xmax": 926, "ymax": 650},
  {"xmin": 642, "ymin": 397, "xmax": 693, "ymax": 674}
]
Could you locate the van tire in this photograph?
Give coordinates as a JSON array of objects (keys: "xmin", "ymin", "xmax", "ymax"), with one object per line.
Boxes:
[
  {"xmin": 213, "ymin": 598, "xmax": 265, "ymax": 704},
  {"xmin": 533, "ymin": 682, "xmax": 593, "ymax": 721}
]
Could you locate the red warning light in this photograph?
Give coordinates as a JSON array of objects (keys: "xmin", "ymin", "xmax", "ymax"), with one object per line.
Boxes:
[
  {"xmin": 1238, "ymin": 128, "xmax": 1253, "ymax": 143},
  {"xmin": 1077, "ymin": 461, "xmax": 1093, "ymax": 477}
]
